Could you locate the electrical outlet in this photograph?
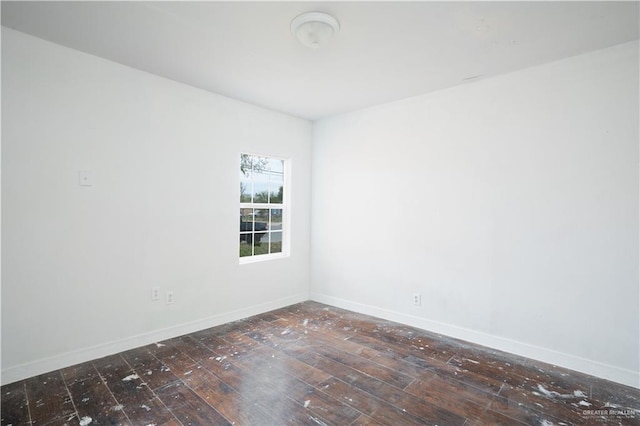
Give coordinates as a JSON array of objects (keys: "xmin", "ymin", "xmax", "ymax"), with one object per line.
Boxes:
[
  {"xmin": 412, "ymin": 293, "xmax": 422, "ymax": 306},
  {"xmin": 151, "ymin": 287, "xmax": 160, "ymax": 301},
  {"xmin": 166, "ymin": 290, "xmax": 174, "ymax": 305}
]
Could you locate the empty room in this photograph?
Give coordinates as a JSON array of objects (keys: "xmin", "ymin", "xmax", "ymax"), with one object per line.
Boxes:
[{"xmin": 1, "ymin": 1, "xmax": 639, "ymax": 425}]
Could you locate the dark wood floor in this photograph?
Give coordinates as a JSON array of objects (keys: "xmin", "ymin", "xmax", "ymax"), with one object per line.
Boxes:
[{"xmin": 2, "ymin": 302, "xmax": 639, "ymax": 425}]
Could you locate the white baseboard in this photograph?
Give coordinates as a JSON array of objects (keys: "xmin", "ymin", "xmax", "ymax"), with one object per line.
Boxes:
[
  {"xmin": 310, "ymin": 293, "xmax": 640, "ymax": 389},
  {"xmin": 1, "ymin": 293, "xmax": 307, "ymax": 386},
  {"xmin": 4, "ymin": 292, "xmax": 638, "ymax": 389}
]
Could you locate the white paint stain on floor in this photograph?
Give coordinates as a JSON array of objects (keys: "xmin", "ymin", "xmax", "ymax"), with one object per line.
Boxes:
[
  {"xmin": 79, "ymin": 416, "xmax": 93, "ymax": 426},
  {"xmin": 310, "ymin": 416, "xmax": 328, "ymax": 426},
  {"xmin": 122, "ymin": 374, "xmax": 139, "ymax": 382},
  {"xmin": 535, "ymin": 384, "xmax": 588, "ymax": 400}
]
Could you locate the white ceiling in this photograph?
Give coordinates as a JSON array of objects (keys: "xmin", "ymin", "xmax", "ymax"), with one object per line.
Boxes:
[{"xmin": 2, "ymin": 1, "xmax": 638, "ymax": 120}]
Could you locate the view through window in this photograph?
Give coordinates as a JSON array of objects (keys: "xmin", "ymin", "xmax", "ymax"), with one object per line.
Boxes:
[{"xmin": 239, "ymin": 154, "xmax": 285, "ymax": 260}]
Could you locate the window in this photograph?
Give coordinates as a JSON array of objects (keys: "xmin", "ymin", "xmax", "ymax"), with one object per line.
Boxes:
[{"xmin": 239, "ymin": 153, "xmax": 286, "ymax": 261}]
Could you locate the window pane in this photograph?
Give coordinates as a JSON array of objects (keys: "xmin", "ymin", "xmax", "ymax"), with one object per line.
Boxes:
[
  {"xmin": 269, "ymin": 182, "xmax": 283, "ymax": 203},
  {"xmin": 252, "ymin": 156, "xmax": 270, "ymax": 181},
  {"xmin": 253, "ymin": 209, "xmax": 269, "ymax": 256},
  {"xmin": 269, "ymin": 173, "xmax": 284, "ymax": 184},
  {"xmin": 270, "ymin": 232, "xmax": 282, "ymax": 254},
  {"xmin": 270, "ymin": 209, "xmax": 282, "ymax": 231},
  {"xmin": 240, "ymin": 181, "xmax": 252, "ymax": 202},
  {"xmin": 240, "ymin": 156, "xmax": 253, "ymax": 202},
  {"xmin": 240, "ymin": 166, "xmax": 251, "ymax": 179},
  {"xmin": 240, "ymin": 169, "xmax": 249, "ymax": 183},
  {"xmin": 240, "ymin": 154, "xmax": 253, "ymax": 177},
  {"xmin": 268, "ymin": 158, "xmax": 284, "ymax": 174},
  {"xmin": 239, "ymin": 235, "xmax": 252, "ymax": 257},
  {"xmin": 254, "ymin": 208, "xmax": 269, "ymax": 228},
  {"xmin": 253, "ymin": 233, "xmax": 269, "ymax": 255},
  {"xmin": 269, "ymin": 164, "xmax": 284, "ymax": 184},
  {"xmin": 253, "ymin": 181, "xmax": 269, "ymax": 203},
  {"xmin": 240, "ymin": 208, "xmax": 254, "ymax": 231}
]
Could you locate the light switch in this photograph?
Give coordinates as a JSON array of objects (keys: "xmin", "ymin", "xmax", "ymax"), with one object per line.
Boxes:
[{"xmin": 79, "ymin": 170, "xmax": 93, "ymax": 186}]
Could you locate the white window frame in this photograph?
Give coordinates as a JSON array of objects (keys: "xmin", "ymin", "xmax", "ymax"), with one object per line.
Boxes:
[{"xmin": 239, "ymin": 152, "xmax": 290, "ymax": 264}]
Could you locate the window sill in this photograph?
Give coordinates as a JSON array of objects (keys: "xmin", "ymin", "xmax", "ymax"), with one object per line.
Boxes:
[{"xmin": 239, "ymin": 253, "xmax": 289, "ymax": 265}]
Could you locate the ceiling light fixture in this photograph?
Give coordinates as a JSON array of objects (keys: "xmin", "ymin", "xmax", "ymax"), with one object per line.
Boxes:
[{"xmin": 290, "ymin": 12, "xmax": 340, "ymax": 49}]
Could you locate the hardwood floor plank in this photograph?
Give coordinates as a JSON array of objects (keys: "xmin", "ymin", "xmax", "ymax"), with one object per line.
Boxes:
[
  {"xmin": 193, "ymin": 331, "xmax": 345, "ymax": 424},
  {"xmin": 485, "ymin": 391, "xmax": 572, "ymax": 425},
  {"xmin": 179, "ymin": 335, "xmax": 226, "ymax": 360},
  {"xmin": 193, "ymin": 352, "xmax": 249, "ymax": 393},
  {"xmin": 36, "ymin": 417, "xmax": 80, "ymax": 426},
  {"xmin": 155, "ymin": 381, "xmax": 231, "ymax": 425},
  {"xmin": 295, "ymin": 351, "xmax": 467, "ymax": 425},
  {"xmin": 345, "ymin": 331, "xmax": 500, "ymax": 393},
  {"xmin": 404, "ymin": 376, "xmax": 491, "ymax": 421},
  {"xmin": 275, "ymin": 380, "xmax": 363, "ymax": 425},
  {"xmin": 228, "ymin": 350, "xmax": 361, "ymax": 425},
  {"xmin": 350, "ymin": 413, "xmax": 385, "ymax": 425},
  {"xmin": 291, "ymin": 306, "xmax": 455, "ymax": 364},
  {"xmin": 496, "ymin": 379, "xmax": 640, "ymax": 426},
  {"xmin": 1, "ymin": 381, "xmax": 31, "ymax": 425},
  {"xmin": 317, "ymin": 377, "xmax": 426, "ymax": 426},
  {"xmin": 181, "ymin": 368, "xmax": 277, "ymax": 425},
  {"xmin": 589, "ymin": 379, "xmax": 640, "ymax": 411},
  {"xmin": 147, "ymin": 341, "xmax": 200, "ymax": 378},
  {"xmin": 24, "ymin": 371, "xmax": 75, "ymax": 425},
  {"xmin": 468, "ymin": 408, "xmax": 529, "ymax": 425},
  {"xmin": 175, "ymin": 332, "xmax": 330, "ymax": 424},
  {"xmin": 247, "ymin": 388, "xmax": 333, "ymax": 426},
  {"xmin": 92, "ymin": 353, "xmax": 177, "ymax": 425},
  {"xmin": 223, "ymin": 336, "xmax": 332, "ymax": 386},
  {"xmin": 120, "ymin": 346, "xmax": 182, "ymax": 391},
  {"xmin": 60, "ymin": 361, "xmax": 100, "ymax": 385},
  {"xmin": 312, "ymin": 343, "xmax": 415, "ymax": 390},
  {"xmin": 65, "ymin": 373, "xmax": 129, "ymax": 425}
]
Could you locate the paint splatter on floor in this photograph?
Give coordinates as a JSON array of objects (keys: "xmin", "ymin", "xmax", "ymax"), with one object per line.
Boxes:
[{"xmin": 535, "ymin": 384, "xmax": 588, "ymax": 400}]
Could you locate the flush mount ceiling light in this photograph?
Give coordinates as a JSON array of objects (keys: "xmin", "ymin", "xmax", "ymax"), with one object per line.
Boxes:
[{"xmin": 290, "ymin": 12, "xmax": 340, "ymax": 49}]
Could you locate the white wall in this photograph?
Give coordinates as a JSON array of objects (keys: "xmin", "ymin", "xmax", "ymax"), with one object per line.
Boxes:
[
  {"xmin": 2, "ymin": 26, "xmax": 638, "ymax": 389},
  {"xmin": 311, "ymin": 41, "xmax": 639, "ymax": 387},
  {"xmin": 1, "ymin": 28, "xmax": 312, "ymax": 384}
]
